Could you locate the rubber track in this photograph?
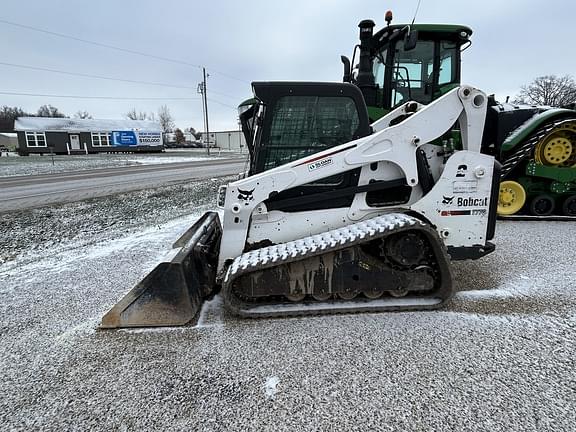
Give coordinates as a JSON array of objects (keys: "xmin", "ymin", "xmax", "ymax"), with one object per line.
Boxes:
[{"xmin": 222, "ymin": 213, "xmax": 453, "ymax": 318}]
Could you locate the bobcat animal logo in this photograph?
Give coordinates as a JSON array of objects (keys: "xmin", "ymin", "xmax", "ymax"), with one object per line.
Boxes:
[
  {"xmin": 237, "ymin": 188, "xmax": 255, "ymax": 202},
  {"xmin": 442, "ymin": 196, "xmax": 455, "ymax": 205}
]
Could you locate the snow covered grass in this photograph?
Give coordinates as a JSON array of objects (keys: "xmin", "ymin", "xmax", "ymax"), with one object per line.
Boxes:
[
  {"xmin": 0, "ymin": 212, "xmax": 200, "ymax": 280},
  {"xmin": 0, "ymin": 149, "xmax": 243, "ymax": 178},
  {"xmin": 0, "ymin": 176, "xmax": 231, "ymax": 265}
]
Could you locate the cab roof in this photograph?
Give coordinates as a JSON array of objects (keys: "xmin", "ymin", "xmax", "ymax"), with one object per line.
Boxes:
[{"xmin": 374, "ymin": 23, "xmax": 473, "ymax": 41}]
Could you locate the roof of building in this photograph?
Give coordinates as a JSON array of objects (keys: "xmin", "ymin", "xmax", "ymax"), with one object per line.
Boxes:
[
  {"xmin": 200, "ymin": 130, "xmax": 243, "ymax": 135},
  {"xmin": 14, "ymin": 117, "xmax": 162, "ymax": 132}
]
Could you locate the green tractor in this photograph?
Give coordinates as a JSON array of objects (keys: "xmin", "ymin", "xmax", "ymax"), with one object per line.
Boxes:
[{"xmin": 341, "ymin": 12, "xmax": 576, "ymax": 218}]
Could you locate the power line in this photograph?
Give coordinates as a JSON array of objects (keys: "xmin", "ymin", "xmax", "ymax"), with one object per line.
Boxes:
[
  {"xmin": 0, "ymin": 90, "xmax": 200, "ymax": 101},
  {"xmin": 206, "ymin": 69, "xmax": 250, "ymax": 85},
  {"xmin": 0, "ymin": 18, "xmax": 202, "ymax": 68},
  {"xmin": 209, "ymin": 88, "xmax": 247, "ymax": 101},
  {"xmin": 0, "ymin": 61, "xmax": 196, "ymax": 90},
  {"xmin": 0, "ymin": 90, "xmax": 238, "ymax": 110},
  {"xmin": 207, "ymin": 98, "xmax": 240, "ymax": 110},
  {"xmin": 0, "ymin": 18, "xmax": 250, "ymax": 84}
]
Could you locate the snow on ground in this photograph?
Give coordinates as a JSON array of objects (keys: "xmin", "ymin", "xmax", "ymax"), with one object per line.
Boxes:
[
  {"xmin": 456, "ymin": 276, "xmax": 534, "ymax": 300},
  {"xmin": 0, "ymin": 188, "xmax": 575, "ymax": 431},
  {"xmin": 0, "ymin": 149, "xmax": 244, "ymax": 178},
  {"xmin": 0, "ymin": 212, "xmax": 200, "ymax": 281},
  {"xmin": 264, "ymin": 376, "xmax": 281, "ymax": 399},
  {"xmin": 124, "ymin": 156, "xmax": 208, "ymax": 165},
  {"xmin": 0, "ymin": 178, "xmax": 228, "ymax": 265}
]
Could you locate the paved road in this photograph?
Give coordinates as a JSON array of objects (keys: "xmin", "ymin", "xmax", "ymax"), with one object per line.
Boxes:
[{"xmin": 0, "ymin": 158, "xmax": 246, "ymax": 212}]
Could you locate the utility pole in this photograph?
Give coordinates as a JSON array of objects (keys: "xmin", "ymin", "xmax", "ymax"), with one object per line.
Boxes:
[{"xmin": 197, "ymin": 67, "xmax": 210, "ymax": 155}]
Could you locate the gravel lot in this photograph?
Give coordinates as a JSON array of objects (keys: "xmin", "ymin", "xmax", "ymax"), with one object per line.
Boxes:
[
  {"xmin": 0, "ymin": 178, "xmax": 230, "ymax": 265},
  {"xmin": 0, "ymin": 186, "xmax": 574, "ymax": 431},
  {"xmin": 0, "ymin": 149, "xmax": 241, "ymax": 178}
]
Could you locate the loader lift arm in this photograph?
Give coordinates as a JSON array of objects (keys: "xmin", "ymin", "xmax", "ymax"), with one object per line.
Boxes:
[{"xmin": 218, "ymin": 85, "xmax": 488, "ymax": 271}]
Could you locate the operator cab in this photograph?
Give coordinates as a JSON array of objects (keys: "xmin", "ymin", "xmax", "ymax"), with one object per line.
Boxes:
[
  {"xmin": 344, "ymin": 15, "xmax": 472, "ymax": 121},
  {"xmin": 239, "ymin": 81, "xmax": 371, "ymax": 176},
  {"xmin": 237, "ymin": 82, "xmax": 413, "ymax": 213}
]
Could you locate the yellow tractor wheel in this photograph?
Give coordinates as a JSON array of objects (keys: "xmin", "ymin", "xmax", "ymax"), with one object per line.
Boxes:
[
  {"xmin": 498, "ymin": 180, "xmax": 526, "ymax": 215},
  {"xmin": 534, "ymin": 122, "xmax": 576, "ymax": 166}
]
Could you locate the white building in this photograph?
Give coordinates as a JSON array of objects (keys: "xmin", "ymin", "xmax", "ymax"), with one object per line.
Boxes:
[{"xmin": 201, "ymin": 130, "xmax": 246, "ymax": 151}]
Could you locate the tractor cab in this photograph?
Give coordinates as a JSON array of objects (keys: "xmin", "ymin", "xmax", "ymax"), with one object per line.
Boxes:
[{"xmin": 343, "ymin": 14, "xmax": 472, "ymax": 121}]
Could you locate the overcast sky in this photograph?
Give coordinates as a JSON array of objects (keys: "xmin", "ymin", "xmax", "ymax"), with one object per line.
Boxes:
[{"xmin": 1, "ymin": 0, "xmax": 575, "ymax": 131}]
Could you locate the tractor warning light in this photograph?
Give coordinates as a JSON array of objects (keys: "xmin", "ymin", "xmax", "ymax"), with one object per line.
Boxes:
[{"xmin": 385, "ymin": 10, "xmax": 393, "ymax": 26}]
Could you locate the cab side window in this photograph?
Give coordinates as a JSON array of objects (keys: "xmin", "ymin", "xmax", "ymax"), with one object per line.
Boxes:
[{"xmin": 263, "ymin": 96, "xmax": 360, "ymax": 170}]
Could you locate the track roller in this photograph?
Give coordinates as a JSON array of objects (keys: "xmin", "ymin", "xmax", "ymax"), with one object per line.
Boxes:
[
  {"xmin": 498, "ymin": 180, "xmax": 526, "ymax": 215},
  {"xmin": 562, "ymin": 194, "xmax": 576, "ymax": 216},
  {"xmin": 286, "ymin": 293, "xmax": 306, "ymax": 302},
  {"xmin": 363, "ymin": 290, "xmax": 383, "ymax": 299},
  {"xmin": 530, "ymin": 194, "xmax": 555, "ymax": 216}
]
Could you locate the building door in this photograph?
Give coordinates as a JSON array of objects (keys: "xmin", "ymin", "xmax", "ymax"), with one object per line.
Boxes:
[{"xmin": 70, "ymin": 134, "xmax": 81, "ymax": 150}]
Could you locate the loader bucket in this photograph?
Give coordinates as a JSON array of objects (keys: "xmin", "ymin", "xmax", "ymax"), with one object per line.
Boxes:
[{"xmin": 100, "ymin": 211, "xmax": 222, "ymax": 329}]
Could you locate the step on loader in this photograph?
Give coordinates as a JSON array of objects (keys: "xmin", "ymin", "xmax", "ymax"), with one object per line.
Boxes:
[{"xmin": 100, "ymin": 83, "xmax": 499, "ymax": 328}]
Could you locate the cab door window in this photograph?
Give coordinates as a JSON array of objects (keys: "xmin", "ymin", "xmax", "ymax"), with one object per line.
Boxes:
[
  {"xmin": 263, "ymin": 96, "xmax": 360, "ymax": 170},
  {"xmin": 390, "ymin": 40, "xmax": 434, "ymax": 107}
]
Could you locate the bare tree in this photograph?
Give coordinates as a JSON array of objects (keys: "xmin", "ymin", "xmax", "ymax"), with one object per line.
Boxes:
[
  {"xmin": 514, "ymin": 75, "xmax": 576, "ymax": 107},
  {"xmin": 74, "ymin": 110, "xmax": 93, "ymax": 119},
  {"xmin": 125, "ymin": 108, "xmax": 149, "ymax": 120},
  {"xmin": 188, "ymin": 127, "xmax": 202, "ymax": 140},
  {"xmin": 0, "ymin": 106, "xmax": 29, "ymax": 130},
  {"xmin": 0, "ymin": 106, "xmax": 29, "ymax": 121},
  {"xmin": 37, "ymin": 104, "xmax": 66, "ymax": 118},
  {"xmin": 174, "ymin": 128, "xmax": 186, "ymax": 144},
  {"xmin": 125, "ymin": 108, "xmax": 138, "ymax": 120},
  {"xmin": 157, "ymin": 105, "xmax": 175, "ymax": 132}
]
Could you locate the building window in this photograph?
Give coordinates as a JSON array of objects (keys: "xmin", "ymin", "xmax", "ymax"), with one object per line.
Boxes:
[
  {"xmin": 25, "ymin": 132, "xmax": 47, "ymax": 147},
  {"xmin": 92, "ymin": 132, "xmax": 111, "ymax": 146}
]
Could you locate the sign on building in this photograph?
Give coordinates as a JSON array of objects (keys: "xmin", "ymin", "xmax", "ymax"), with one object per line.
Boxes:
[
  {"xmin": 112, "ymin": 131, "xmax": 138, "ymax": 146},
  {"xmin": 138, "ymin": 132, "xmax": 162, "ymax": 146},
  {"xmin": 111, "ymin": 131, "xmax": 162, "ymax": 146}
]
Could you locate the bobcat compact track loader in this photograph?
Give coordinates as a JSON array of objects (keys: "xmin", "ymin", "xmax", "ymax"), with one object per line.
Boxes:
[{"xmin": 100, "ymin": 82, "xmax": 499, "ymax": 328}]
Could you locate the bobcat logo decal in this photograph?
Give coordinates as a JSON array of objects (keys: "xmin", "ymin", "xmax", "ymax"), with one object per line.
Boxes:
[
  {"xmin": 237, "ymin": 188, "xmax": 255, "ymax": 204},
  {"xmin": 442, "ymin": 196, "xmax": 455, "ymax": 205}
]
